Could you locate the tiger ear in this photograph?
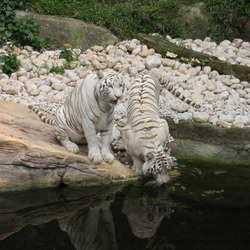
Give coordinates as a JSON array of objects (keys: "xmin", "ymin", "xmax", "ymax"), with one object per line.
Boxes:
[
  {"xmin": 164, "ymin": 147, "xmax": 171, "ymax": 154},
  {"xmin": 146, "ymin": 152, "xmax": 154, "ymax": 161},
  {"xmin": 96, "ymin": 70, "xmax": 104, "ymax": 79}
]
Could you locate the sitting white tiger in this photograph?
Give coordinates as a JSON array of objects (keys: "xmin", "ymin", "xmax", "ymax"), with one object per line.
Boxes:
[
  {"xmin": 118, "ymin": 69, "xmax": 176, "ymax": 185},
  {"xmin": 29, "ymin": 70, "xmax": 125, "ymax": 164}
]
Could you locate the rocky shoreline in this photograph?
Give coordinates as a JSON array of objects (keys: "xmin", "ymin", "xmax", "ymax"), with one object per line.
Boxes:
[
  {"xmin": 0, "ymin": 37, "xmax": 249, "ymax": 131},
  {"xmin": 0, "ymin": 36, "xmax": 250, "ymax": 191}
]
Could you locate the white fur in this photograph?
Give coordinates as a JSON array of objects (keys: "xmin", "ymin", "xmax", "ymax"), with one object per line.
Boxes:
[{"xmin": 53, "ymin": 70, "xmax": 125, "ymax": 164}]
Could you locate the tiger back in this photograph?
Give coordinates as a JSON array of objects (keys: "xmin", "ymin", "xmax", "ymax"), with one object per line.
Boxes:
[{"xmin": 119, "ymin": 69, "xmax": 175, "ymax": 185}]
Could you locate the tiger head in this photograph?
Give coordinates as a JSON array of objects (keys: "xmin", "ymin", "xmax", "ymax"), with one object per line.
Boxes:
[
  {"xmin": 142, "ymin": 146, "xmax": 174, "ymax": 185},
  {"xmin": 97, "ymin": 70, "xmax": 125, "ymax": 105}
]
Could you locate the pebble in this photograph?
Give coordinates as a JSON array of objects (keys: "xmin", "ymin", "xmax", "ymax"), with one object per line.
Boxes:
[{"xmin": 0, "ymin": 37, "xmax": 249, "ymax": 133}]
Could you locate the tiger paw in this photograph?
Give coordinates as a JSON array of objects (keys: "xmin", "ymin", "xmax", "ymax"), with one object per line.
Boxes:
[
  {"xmin": 102, "ymin": 152, "xmax": 115, "ymax": 164},
  {"xmin": 88, "ymin": 151, "xmax": 103, "ymax": 164},
  {"xmin": 63, "ymin": 141, "xmax": 79, "ymax": 153},
  {"xmin": 132, "ymin": 165, "xmax": 142, "ymax": 175}
]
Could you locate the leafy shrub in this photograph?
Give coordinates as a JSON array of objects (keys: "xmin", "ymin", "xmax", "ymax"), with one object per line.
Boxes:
[
  {"xmin": 59, "ymin": 48, "xmax": 74, "ymax": 62},
  {"xmin": 0, "ymin": 0, "xmax": 48, "ymax": 50},
  {"xmin": 49, "ymin": 66, "xmax": 65, "ymax": 74},
  {"xmin": 19, "ymin": 0, "xmax": 250, "ymax": 42},
  {"xmin": 205, "ymin": 0, "xmax": 250, "ymax": 41},
  {"xmin": 1, "ymin": 51, "xmax": 21, "ymax": 75}
]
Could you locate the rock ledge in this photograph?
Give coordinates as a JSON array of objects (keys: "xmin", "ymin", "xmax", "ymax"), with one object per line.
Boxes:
[{"xmin": 0, "ymin": 101, "xmax": 136, "ymax": 191}]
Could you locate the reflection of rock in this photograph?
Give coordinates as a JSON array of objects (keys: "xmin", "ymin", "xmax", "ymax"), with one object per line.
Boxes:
[
  {"xmin": 0, "ymin": 184, "xmax": 124, "ymax": 241},
  {"xmin": 59, "ymin": 198, "xmax": 117, "ymax": 250},
  {"xmin": 122, "ymin": 186, "xmax": 173, "ymax": 239}
]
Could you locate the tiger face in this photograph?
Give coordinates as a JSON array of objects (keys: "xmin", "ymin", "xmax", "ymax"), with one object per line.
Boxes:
[
  {"xmin": 99, "ymin": 72, "xmax": 125, "ymax": 105},
  {"xmin": 142, "ymin": 146, "xmax": 174, "ymax": 184}
]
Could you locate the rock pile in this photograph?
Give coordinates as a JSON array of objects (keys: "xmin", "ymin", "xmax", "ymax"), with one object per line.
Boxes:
[
  {"xmin": 168, "ymin": 36, "xmax": 250, "ymax": 67},
  {"xmin": 0, "ymin": 37, "xmax": 249, "ymax": 131}
]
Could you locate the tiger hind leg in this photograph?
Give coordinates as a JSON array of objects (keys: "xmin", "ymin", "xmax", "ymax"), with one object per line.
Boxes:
[{"xmin": 60, "ymin": 138, "xmax": 79, "ymax": 153}]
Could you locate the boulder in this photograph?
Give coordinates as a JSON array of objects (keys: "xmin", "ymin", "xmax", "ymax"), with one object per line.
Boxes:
[
  {"xmin": 0, "ymin": 101, "xmax": 136, "ymax": 191},
  {"xmin": 167, "ymin": 117, "xmax": 250, "ymax": 164},
  {"xmin": 15, "ymin": 11, "xmax": 118, "ymax": 51}
]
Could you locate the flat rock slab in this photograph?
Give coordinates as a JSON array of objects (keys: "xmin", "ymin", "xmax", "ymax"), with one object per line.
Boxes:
[{"xmin": 0, "ymin": 101, "xmax": 136, "ymax": 191}]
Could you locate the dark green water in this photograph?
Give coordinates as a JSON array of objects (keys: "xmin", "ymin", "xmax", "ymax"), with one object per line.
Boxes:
[{"xmin": 0, "ymin": 161, "xmax": 250, "ymax": 250}]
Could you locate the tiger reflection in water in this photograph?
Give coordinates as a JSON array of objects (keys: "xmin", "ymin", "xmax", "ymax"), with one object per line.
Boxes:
[
  {"xmin": 58, "ymin": 196, "xmax": 117, "ymax": 250},
  {"xmin": 122, "ymin": 185, "xmax": 173, "ymax": 240},
  {"xmin": 58, "ymin": 184, "xmax": 174, "ymax": 250}
]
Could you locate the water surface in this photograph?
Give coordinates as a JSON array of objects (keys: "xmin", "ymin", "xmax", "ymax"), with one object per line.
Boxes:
[{"xmin": 0, "ymin": 161, "xmax": 249, "ymax": 250}]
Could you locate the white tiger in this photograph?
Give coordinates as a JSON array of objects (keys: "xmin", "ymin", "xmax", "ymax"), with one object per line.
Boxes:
[
  {"xmin": 29, "ymin": 70, "xmax": 125, "ymax": 164},
  {"xmin": 118, "ymin": 69, "xmax": 175, "ymax": 185}
]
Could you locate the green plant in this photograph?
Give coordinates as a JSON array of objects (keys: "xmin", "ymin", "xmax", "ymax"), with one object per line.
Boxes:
[
  {"xmin": 14, "ymin": 16, "xmax": 49, "ymax": 50},
  {"xmin": 20, "ymin": 0, "xmax": 250, "ymax": 42},
  {"xmin": 21, "ymin": 0, "xmax": 183, "ymax": 39},
  {"xmin": 0, "ymin": 0, "xmax": 17, "ymax": 47},
  {"xmin": 205, "ymin": 0, "xmax": 250, "ymax": 42},
  {"xmin": 59, "ymin": 48, "xmax": 74, "ymax": 62},
  {"xmin": 1, "ymin": 50, "xmax": 21, "ymax": 75},
  {"xmin": 0, "ymin": 0, "xmax": 48, "ymax": 50},
  {"xmin": 49, "ymin": 65, "xmax": 65, "ymax": 74}
]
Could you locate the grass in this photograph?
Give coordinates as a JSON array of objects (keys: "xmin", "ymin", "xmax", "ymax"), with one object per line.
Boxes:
[
  {"xmin": 19, "ymin": 0, "xmax": 250, "ymax": 42},
  {"xmin": 20, "ymin": 0, "xmax": 183, "ymax": 39}
]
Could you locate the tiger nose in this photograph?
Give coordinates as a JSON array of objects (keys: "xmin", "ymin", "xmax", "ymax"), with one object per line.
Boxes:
[{"xmin": 115, "ymin": 94, "xmax": 122, "ymax": 100}]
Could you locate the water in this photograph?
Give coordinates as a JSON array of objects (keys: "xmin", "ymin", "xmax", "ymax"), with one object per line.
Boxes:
[{"xmin": 0, "ymin": 161, "xmax": 250, "ymax": 250}]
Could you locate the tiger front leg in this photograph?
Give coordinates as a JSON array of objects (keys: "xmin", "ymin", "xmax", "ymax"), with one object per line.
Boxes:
[
  {"xmin": 100, "ymin": 128, "xmax": 115, "ymax": 164},
  {"xmin": 131, "ymin": 156, "xmax": 144, "ymax": 175},
  {"xmin": 83, "ymin": 121, "xmax": 103, "ymax": 164}
]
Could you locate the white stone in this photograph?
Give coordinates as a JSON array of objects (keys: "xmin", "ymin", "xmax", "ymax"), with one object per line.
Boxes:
[
  {"xmin": 18, "ymin": 76, "xmax": 29, "ymax": 83},
  {"xmin": 128, "ymin": 67, "xmax": 138, "ymax": 77},
  {"xmin": 131, "ymin": 61, "xmax": 145, "ymax": 72},
  {"xmin": 64, "ymin": 70, "xmax": 80, "ymax": 81},
  {"xmin": 125, "ymin": 42, "xmax": 137, "ymax": 52},
  {"xmin": 218, "ymin": 114, "xmax": 234, "ymax": 123},
  {"xmin": 203, "ymin": 66, "xmax": 212, "ymax": 75},
  {"xmin": 178, "ymin": 64, "xmax": 187, "ymax": 73},
  {"xmin": 3, "ymin": 80, "xmax": 23, "ymax": 95},
  {"xmin": 21, "ymin": 60, "xmax": 33, "ymax": 72},
  {"xmin": 205, "ymin": 80, "xmax": 216, "ymax": 91},
  {"xmin": 51, "ymin": 82, "xmax": 66, "ymax": 91},
  {"xmin": 235, "ymin": 115, "xmax": 249, "ymax": 125},
  {"xmin": 171, "ymin": 102, "xmax": 189, "ymax": 113},
  {"xmin": 231, "ymin": 78, "xmax": 240, "ymax": 84},
  {"xmin": 26, "ymin": 82, "xmax": 40, "ymax": 96},
  {"xmin": 32, "ymin": 58, "xmax": 46, "ymax": 67},
  {"xmin": 106, "ymin": 57, "xmax": 118, "ymax": 68},
  {"xmin": 145, "ymin": 55, "xmax": 162, "ymax": 69},
  {"xmin": 91, "ymin": 45, "xmax": 104, "ymax": 52},
  {"xmin": 218, "ymin": 91, "xmax": 229, "ymax": 100},
  {"xmin": 132, "ymin": 47, "xmax": 142, "ymax": 55},
  {"xmin": 179, "ymin": 112, "xmax": 193, "ymax": 120},
  {"xmin": 222, "ymin": 78, "xmax": 232, "ymax": 86},
  {"xmin": 138, "ymin": 49, "xmax": 155, "ymax": 57},
  {"xmin": 209, "ymin": 70, "xmax": 219, "ymax": 80},
  {"xmin": 38, "ymin": 53, "xmax": 49, "ymax": 61},
  {"xmin": 193, "ymin": 112, "xmax": 209, "ymax": 123},
  {"xmin": 46, "ymin": 94, "xmax": 60, "ymax": 103},
  {"xmin": 162, "ymin": 59, "xmax": 175, "ymax": 68},
  {"xmin": 38, "ymin": 85, "xmax": 52, "ymax": 94},
  {"xmin": 229, "ymin": 89, "xmax": 240, "ymax": 102},
  {"xmin": 216, "ymin": 120, "xmax": 231, "ymax": 128}
]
